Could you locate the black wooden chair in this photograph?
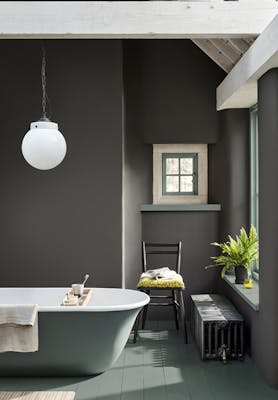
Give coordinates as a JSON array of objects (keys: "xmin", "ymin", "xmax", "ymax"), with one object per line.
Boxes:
[{"xmin": 133, "ymin": 241, "xmax": 188, "ymax": 343}]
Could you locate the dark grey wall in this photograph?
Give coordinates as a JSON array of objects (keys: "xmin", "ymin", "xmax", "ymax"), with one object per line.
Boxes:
[
  {"xmin": 0, "ymin": 40, "xmax": 123, "ymax": 288},
  {"xmin": 257, "ymin": 68, "xmax": 278, "ymax": 388},
  {"xmin": 142, "ymin": 212, "xmax": 219, "ymax": 314},
  {"xmin": 209, "ymin": 109, "xmax": 250, "ymax": 240},
  {"xmin": 123, "ymin": 42, "xmax": 152, "ymax": 289},
  {"xmin": 122, "ymin": 40, "xmax": 224, "ymax": 315},
  {"xmin": 128, "ymin": 40, "xmax": 225, "ymax": 144}
]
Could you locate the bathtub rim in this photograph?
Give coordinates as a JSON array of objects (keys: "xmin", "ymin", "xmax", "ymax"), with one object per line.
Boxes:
[{"xmin": 0, "ymin": 287, "xmax": 150, "ymax": 312}]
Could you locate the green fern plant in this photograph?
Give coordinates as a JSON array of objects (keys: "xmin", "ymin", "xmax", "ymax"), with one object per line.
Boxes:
[{"xmin": 206, "ymin": 226, "xmax": 259, "ymax": 278}]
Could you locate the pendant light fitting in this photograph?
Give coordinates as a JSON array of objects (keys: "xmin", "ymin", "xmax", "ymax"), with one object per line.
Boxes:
[{"xmin": 21, "ymin": 41, "xmax": 67, "ymax": 171}]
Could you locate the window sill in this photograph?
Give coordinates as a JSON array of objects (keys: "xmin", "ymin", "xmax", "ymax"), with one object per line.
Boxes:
[
  {"xmin": 223, "ymin": 275, "xmax": 259, "ymax": 311},
  {"xmin": 140, "ymin": 204, "xmax": 221, "ymax": 212}
]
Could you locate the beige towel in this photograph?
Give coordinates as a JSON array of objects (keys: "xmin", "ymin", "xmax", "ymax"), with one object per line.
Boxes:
[{"xmin": 0, "ymin": 305, "xmax": 38, "ymax": 352}]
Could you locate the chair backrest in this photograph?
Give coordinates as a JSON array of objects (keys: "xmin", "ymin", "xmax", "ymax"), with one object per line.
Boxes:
[{"xmin": 142, "ymin": 241, "xmax": 182, "ymax": 274}]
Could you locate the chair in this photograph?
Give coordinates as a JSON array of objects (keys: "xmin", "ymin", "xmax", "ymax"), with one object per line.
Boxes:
[{"xmin": 133, "ymin": 241, "xmax": 188, "ymax": 343}]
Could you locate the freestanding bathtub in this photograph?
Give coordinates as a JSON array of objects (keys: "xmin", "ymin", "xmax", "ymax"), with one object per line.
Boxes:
[{"xmin": 0, "ymin": 287, "xmax": 149, "ymax": 376}]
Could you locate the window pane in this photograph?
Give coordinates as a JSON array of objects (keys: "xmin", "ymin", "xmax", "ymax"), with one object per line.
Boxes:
[
  {"xmin": 166, "ymin": 175, "xmax": 179, "ymax": 192},
  {"xmin": 180, "ymin": 158, "xmax": 193, "ymax": 174},
  {"xmin": 180, "ymin": 176, "xmax": 193, "ymax": 192},
  {"xmin": 166, "ymin": 158, "xmax": 179, "ymax": 174}
]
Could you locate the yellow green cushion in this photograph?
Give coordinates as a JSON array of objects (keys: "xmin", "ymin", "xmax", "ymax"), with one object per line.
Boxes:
[{"xmin": 137, "ymin": 274, "xmax": 184, "ymax": 289}]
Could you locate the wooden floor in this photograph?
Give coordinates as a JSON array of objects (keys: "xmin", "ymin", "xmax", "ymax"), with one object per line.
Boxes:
[
  {"xmin": 0, "ymin": 321, "xmax": 277, "ymax": 400},
  {"xmin": 0, "ymin": 392, "xmax": 75, "ymax": 400}
]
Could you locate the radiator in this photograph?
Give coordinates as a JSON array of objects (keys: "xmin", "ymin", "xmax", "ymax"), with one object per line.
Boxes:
[{"xmin": 190, "ymin": 294, "xmax": 244, "ymax": 362}]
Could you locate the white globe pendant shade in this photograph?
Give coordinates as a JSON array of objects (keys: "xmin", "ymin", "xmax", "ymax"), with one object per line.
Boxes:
[{"xmin": 22, "ymin": 120, "xmax": 67, "ymax": 170}]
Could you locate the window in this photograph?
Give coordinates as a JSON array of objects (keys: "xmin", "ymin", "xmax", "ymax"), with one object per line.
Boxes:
[
  {"xmin": 153, "ymin": 144, "xmax": 208, "ymax": 204},
  {"xmin": 162, "ymin": 153, "xmax": 198, "ymax": 195},
  {"xmin": 250, "ymin": 105, "xmax": 259, "ymax": 278}
]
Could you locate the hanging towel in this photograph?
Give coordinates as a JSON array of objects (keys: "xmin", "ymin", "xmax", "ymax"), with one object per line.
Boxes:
[{"xmin": 0, "ymin": 304, "xmax": 38, "ymax": 352}]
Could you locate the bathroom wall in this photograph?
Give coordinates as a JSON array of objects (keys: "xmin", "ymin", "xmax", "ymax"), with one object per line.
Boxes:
[
  {"xmin": 0, "ymin": 40, "xmax": 123, "ymax": 288},
  {"xmin": 209, "ymin": 109, "xmax": 250, "ymax": 241},
  {"xmin": 123, "ymin": 43, "xmax": 153, "ymax": 289},
  {"xmin": 123, "ymin": 40, "xmax": 225, "ymax": 314},
  {"xmin": 133, "ymin": 40, "xmax": 222, "ymax": 144},
  {"xmin": 257, "ymin": 68, "xmax": 278, "ymax": 388}
]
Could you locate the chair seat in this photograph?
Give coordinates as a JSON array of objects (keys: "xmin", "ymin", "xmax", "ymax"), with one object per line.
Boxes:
[{"xmin": 137, "ymin": 274, "xmax": 185, "ymax": 289}]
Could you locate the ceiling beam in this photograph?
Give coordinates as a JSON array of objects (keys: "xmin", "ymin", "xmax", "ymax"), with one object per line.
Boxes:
[
  {"xmin": 0, "ymin": 1, "xmax": 277, "ymax": 39},
  {"xmin": 217, "ymin": 14, "xmax": 278, "ymax": 110}
]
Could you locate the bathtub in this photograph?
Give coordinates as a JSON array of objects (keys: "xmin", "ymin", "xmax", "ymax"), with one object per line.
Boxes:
[{"xmin": 0, "ymin": 287, "xmax": 149, "ymax": 377}]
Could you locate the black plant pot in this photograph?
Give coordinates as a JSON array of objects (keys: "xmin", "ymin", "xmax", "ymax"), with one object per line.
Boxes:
[{"xmin": 235, "ymin": 266, "xmax": 248, "ymax": 284}]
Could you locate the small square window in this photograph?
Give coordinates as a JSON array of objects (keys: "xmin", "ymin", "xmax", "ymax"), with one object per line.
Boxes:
[
  {"xmin": 162, "ymin": 153, "xmax": 198, "ymax": 195},
  {"xmin": 153, "ymin": 144, "xmax": 208, "ymax": 205}
]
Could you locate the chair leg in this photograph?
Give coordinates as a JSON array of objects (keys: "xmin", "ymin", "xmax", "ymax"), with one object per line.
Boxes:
[
  {"xmin": 179, "ymin": 290, "xmax": 188, "ymax": 344},
  {"xmin": 141, "ymin": 290, "xmax": 150, "ymax": 329},
  {"xmin": 172, "ymin": 290, "xmax": 179, "ymax": 330},
  {"xmin": 133, "ymin": 310, "xmax": 142, "ymax": 344}
]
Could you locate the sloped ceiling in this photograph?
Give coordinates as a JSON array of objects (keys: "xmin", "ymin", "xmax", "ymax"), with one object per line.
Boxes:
[{"xmin": 192, "ymin": 38, "xmax": 256, "ymax": 73}]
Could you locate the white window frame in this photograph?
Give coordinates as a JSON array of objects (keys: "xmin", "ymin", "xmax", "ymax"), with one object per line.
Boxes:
[{"xmin": 153, "ymin": 144, "xmax": 208, "ymax": 205}]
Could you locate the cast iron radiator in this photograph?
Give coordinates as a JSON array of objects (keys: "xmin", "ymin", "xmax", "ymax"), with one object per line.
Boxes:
[{"xmin": 190, "ymin": 294, "xmax": 244, "ymax": 362}]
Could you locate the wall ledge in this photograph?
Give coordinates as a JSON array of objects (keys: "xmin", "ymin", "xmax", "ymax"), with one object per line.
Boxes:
[
  {"xmin": 140, "ymin": 204, "xmax": 221, "ymax": 212},
  {"xmin": 223, "ymin": 275, "xmax": 259, "ymax": 311}
]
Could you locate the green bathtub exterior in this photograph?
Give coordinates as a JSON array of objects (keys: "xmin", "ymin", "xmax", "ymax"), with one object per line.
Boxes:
[{"xmin": 0, "ymin": 308, "xmax": 139, "ymax": 376}]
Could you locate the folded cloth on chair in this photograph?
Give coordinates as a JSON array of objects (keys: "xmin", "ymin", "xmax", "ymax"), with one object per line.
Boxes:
[
  {"xmin": 0, "ymin": 304, "xmax": 38, "ymax": 352},
  {"xmin": 140, "ymin": 267, "xmax": 177, "ymax": 280},
  {"xmin": 137, "ymin": 268, "xmax": 185, "ymax": 288}
]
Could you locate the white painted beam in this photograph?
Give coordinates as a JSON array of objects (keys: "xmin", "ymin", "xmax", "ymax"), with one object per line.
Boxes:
[
  {"xmin": 217, "ymin": 14, "xmax": 278, "ymax": 110},
  {"xmin": 0, "ymin": 1, "xmax": 277, "ymax": 39}
]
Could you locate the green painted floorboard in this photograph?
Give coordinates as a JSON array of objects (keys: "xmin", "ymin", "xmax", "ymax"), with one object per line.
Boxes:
[{"xmin": 0, "ymin": 321, "xmax": 278, "ymax": 400}]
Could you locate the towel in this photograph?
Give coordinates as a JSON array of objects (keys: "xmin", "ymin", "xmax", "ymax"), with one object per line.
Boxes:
[
  {"xmin": 0, "ymin": 304, "xmax": 38, "ymax": 352},
  {"xmin": 138, "ymin": 267, "xmax": 185, "ymax": 288},
  {"xmin": 141, "ymin": 267, "xmax": 177, "ymax": 280}
]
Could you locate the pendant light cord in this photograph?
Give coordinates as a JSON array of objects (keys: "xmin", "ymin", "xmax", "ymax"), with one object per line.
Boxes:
[{"xmin": 41, "ymin": 41, "xmax": 47, "ymax": 120}]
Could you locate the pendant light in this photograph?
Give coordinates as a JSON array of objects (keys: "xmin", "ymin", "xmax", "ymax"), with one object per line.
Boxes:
[{"xmin": 21, "ymin": 42, "xmax": 67, "ymax": 170}]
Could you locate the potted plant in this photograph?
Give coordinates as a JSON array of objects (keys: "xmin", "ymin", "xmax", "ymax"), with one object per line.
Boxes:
[{"xmin": 206, "ymin": 226, "xmax": 259, "ymax": 284}]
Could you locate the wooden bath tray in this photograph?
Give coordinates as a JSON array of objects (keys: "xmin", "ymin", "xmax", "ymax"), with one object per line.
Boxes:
[{"xmin": 60, "ymin": 289, "xmax": 92, "ymax": 307}]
